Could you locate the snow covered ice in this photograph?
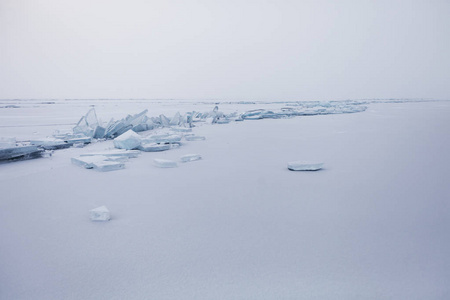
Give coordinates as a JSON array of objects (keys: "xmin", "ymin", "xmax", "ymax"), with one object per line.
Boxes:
[
  {"xmin": 138, "ymin": 143, "xmax": 171, "ymax": 152},
  {"xmin": 92, "ymin": 160, "xmax": 125, "ymax": 172},
  {"xmin": 89, "ymin": 206, "xmax": 111, "ymax": 221},
  {"xmin": 80, "ymin": 149, "xmax": 140, "ymax": 159},
  {"xmin": 153, "ymin": 158, "xmax": 178, "ymax": 168},
  {"xmin": 143, "ymin": 134, "xmax": 182, "ymax": 144},
  {"xmin": 0, "ymin": 145, "xmax": 44, "ymax": 161},
  {"xmin": 113, "ymin": 129, "xmax": 142, "ymax": 150},
  {"xmin": 287, "ymin": 161, "xmax": 324, "ymax": 171},
  {"xmin": 71, "ymin": 155, "xmax": 111, "ymax": 169},
  {"xmin": 180, "ymin": 154, "xmax": 202, "ymax": 162}
]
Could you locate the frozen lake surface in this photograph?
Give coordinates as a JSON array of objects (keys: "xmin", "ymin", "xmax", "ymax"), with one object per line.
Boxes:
[{"xmin": 1, "ymin": 99, "xmax": 449, "ymax": 299}]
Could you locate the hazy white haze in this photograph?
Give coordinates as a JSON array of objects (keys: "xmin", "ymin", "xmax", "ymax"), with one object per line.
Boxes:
[{"xmin": 1, "ymin": 0, "xmax": 449, "ymax": 100}]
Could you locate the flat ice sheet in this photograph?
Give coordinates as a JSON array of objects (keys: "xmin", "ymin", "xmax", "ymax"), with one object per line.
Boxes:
[{"xmin": 1, "ymin": 100, "xmax": 450, "ymax": 299}]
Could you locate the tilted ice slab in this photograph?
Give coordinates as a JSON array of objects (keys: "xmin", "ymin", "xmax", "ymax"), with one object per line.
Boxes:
[
  {"xmin": 90, "ymin": 206, "xmax": 111, "ymax": 221},
  {"xmin": 138, "ymin": 143, "xmax": 171, "ymax": 152},
  {"xmin": 80, "ymin": 149, "xmax": 140, "ymax": 159},
  {"xmin": 113, "ymin": 130, "xmax": 142, "ymax": 150},
  {"xmin": 180, "ymin": 154, "xmax": 202, "ymax": 162},
  {"xmin": 153, "ymin": 158, "xmax": 178, "ymax": 168},
  {"xmin": 287, "ymin": 161, "xmax": 324, "ymax": 171}
]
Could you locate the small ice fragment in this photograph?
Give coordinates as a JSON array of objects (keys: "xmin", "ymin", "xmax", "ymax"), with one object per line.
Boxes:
[
  {"xmin": 73, "ymin": 142, "xmax": 85, "ymax": 148},
  {"xmin": 66, "ymin": 136, "xmax": 91, "ymax": 145},
  {"xmin": 90, "ymin": 206, "xmax": 111, "ymax": 221},
  {"xmin": 113, "ymin": 130, "xmax": 142, "ymax": 150},
  {"xmin": 185, "ymin": 135, "xmax": 206, "ymax": 141},
  {"xmin": 92, "ymin": 160, "xmax": 125, "ymax": 172},
  {"xmin": 143, "ymin": 134, "xmax": 181, "ymax": 144},
  {"xmin": 139, "ymin": 143, "xmax": 171, "ymax": 152},
  {"xmin": 154, "ymin": 158, "xmax": 178, "ymax": 168},
  {"xmin": 29, "ymin": 138, "xmax": 69, "ymax": 149},
  {"xmin": 80, "ymin": 149, "xmax": 140, "ymax": 159},
  {"xmin": 71, "ymin": 155, "xmax": 110, "ymax": 169},
  {"xmin": 287, "ymin": 161, "xmax": 324, "ymax": 171},
  {"xmin": 180, "ymin": 154, "xmax": 201, "ymax": 162}
]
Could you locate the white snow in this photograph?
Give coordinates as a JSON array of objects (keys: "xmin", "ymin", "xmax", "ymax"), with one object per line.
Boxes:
[{"xmin": 1, "ymin": 99, "xmax": 450, "ymax": 299}]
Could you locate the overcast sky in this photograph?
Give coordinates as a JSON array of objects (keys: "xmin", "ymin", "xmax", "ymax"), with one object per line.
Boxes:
[{"xmin": 1, "ymin": 0, "xmax": 449, "ymax": 100}]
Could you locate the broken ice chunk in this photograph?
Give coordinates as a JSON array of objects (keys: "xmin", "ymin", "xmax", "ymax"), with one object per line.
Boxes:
[
  {"xmin": 113, "ymin": 130, "xmax": 142, "ymax": 150},
  {"xmin": 80, "ymin": 149, "xmax": 140, "ymax": 159},
  {"xmin": 138, "ymin": 143, "xmax": 171, "ymax": 152},
  {"xmin": 143, "ymin": 134, "xmax": 182, "ymax": 144},
  {"xmin": 184, "ymin": 135, "xmax": 206, "ymax": 141},
  {"xmin": 71, "ymin": 155, "xmax": 111, "ymax": 169},
  {"xmin": 287, "ymin": 161, "xmax": 324, "ymax": 171},
  {"xmin": 153, "ymin": 158, "xmax": 178, "ymax": 168},
  {"xmin": 0, "ymin": 145, "xmax": 44, "ymax": 161},
  {"xmin": 30, "ymin": 138, "xmax": 70, "ymax": 150},
  {"xmin": 180, "ymin": 154, "xmax": 202, "ymax": 162},
  {"xmin": 90, "ymin": 206, "xmax": 111, "ymax": 221},
  {"xmin": 169, "ymin": 112, "xmax": 182, "ymax": 126},
  {"xmin": 66, "ymin": 136, "xmax": 92, "ymax": 145},
  {"xmin": 92, "ymin": 160, "xmax": 125, "ymax": 172},
  {"xmin": 93, "ymin": 126, "xmax": 106, "ymax": 139}
]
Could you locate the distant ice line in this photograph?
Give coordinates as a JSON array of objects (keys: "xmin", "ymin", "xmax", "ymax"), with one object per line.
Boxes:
[{"xmin": 1, "ymin": 101, "xmax": 367, "ymax": 162}]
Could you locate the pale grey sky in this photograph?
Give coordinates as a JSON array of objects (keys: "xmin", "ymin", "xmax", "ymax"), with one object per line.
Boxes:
[{"xmin": 1, "ymin": 0, "xmax": 449, "ymax": 100}]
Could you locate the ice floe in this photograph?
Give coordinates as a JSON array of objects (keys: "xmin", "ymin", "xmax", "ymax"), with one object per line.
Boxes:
[
  {"xmin": 138, "ymin": 143, "xmax": 171, "ymax": 152},
  {"xmin": 180, "ymin": 154, "xmax": 202, "ymax": 162},
  {"xmin": 0, "ymin": 145, "xmax": 44, "ymax": 161},
  {"xmin": 287, "ymin": 161, "xmax": 324, "ymax": 171},
  {"xmin": 92, "ymin": 160, "xmax": 125, "ymax": 172}
]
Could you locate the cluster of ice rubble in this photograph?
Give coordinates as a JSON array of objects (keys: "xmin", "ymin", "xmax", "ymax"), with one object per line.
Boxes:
[{"xmin": 0, "ymin": 101, "xmax": 367, "ymax": 163}]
